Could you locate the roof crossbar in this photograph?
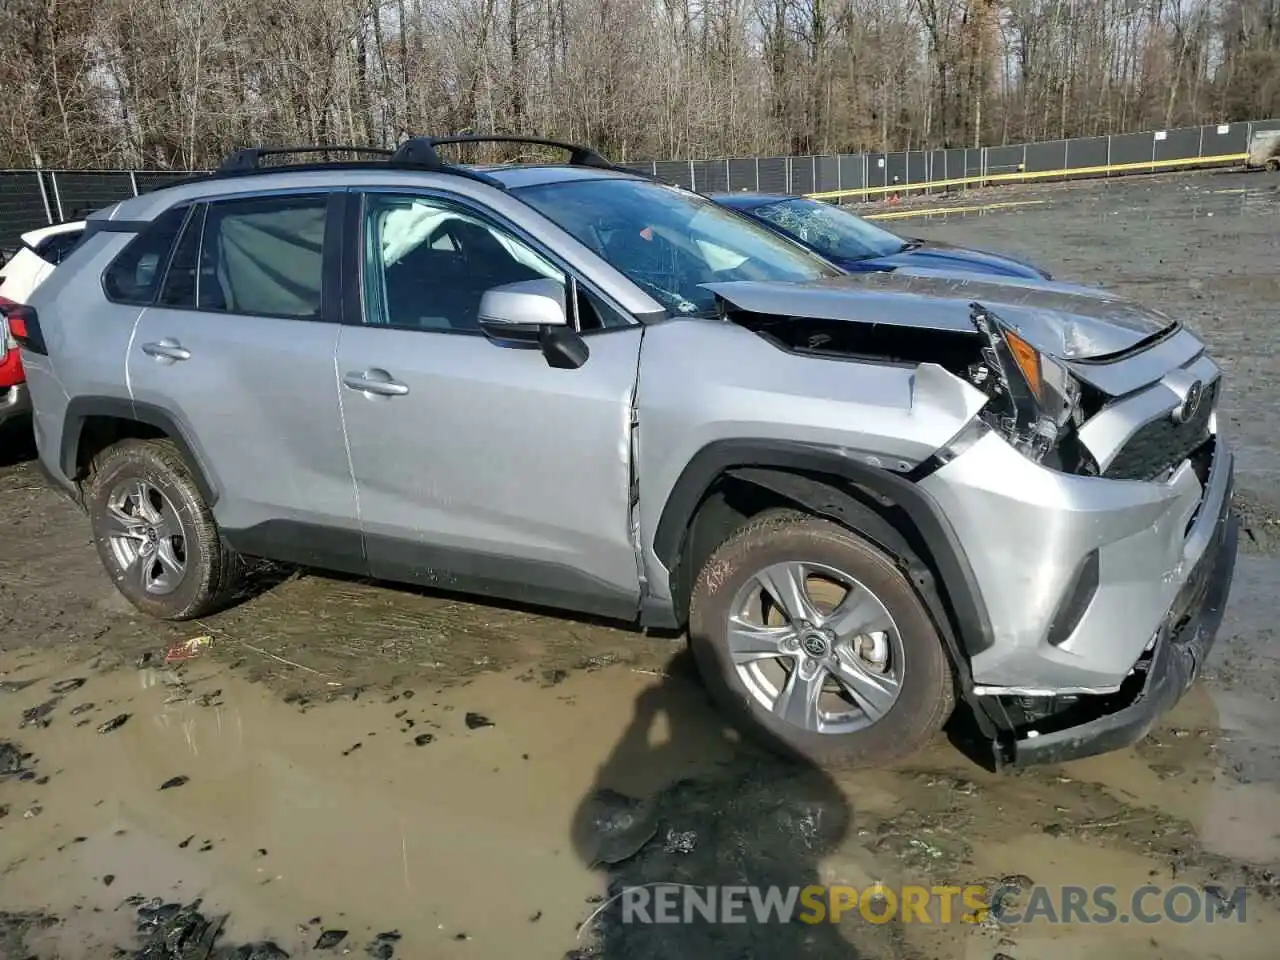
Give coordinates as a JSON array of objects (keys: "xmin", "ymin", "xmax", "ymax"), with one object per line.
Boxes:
[
  {"xmin": 217, "ymin": 145, "xmax": 395, "ymax": 173},
  {"xmin": 393, "ymin": 135, "xmax": 613, "ymax": 169},
  {"xmin": 208, "ymin": 134, "xmax": 636, "ymax": 192}
]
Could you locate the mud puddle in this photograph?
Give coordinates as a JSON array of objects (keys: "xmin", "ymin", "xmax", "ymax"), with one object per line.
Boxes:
[
  {"xmin": 2, "ymin": 642, "xmax": 1279, "ymax": 959},
  {"xmin": 0, "ymin": 648, "xmax": 743, "ymax": 957}
]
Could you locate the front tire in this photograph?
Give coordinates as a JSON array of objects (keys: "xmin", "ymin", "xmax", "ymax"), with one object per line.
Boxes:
[
  {"xmin": 86, "ymin": 439, "xmax": 241, "ymax": 620},
  {"xmin": 688, "ymin": 510, "xmax": 954, "ymax": 769}
]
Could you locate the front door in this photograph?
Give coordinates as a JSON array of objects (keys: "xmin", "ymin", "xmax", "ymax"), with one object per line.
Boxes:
[
  {"xmin": 335, "ymin": 189, "xmax": 643, "ymax": 618},
  {"xmin": 126, "ymin": 192, "xmax": 362, "ymax": 571}
]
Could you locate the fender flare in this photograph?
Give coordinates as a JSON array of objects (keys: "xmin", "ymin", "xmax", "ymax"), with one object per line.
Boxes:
[
  {"xmin": 651, "ymin": 438, "xmax": 994, "ymax": 658},
  {"xmin": 60, "ymin": 396, "xmax": 221, "ymax": 506}
]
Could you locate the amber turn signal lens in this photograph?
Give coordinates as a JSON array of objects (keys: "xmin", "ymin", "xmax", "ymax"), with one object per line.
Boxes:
[{"xmin": 1003, "ymin": 328, "xmax": 1042, "ymax": 400}]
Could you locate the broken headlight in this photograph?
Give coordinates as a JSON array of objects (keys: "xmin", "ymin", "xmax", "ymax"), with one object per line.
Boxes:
[{"xmin": 969, "ymin": 308, "xmax": 1085, "ymax": 466}]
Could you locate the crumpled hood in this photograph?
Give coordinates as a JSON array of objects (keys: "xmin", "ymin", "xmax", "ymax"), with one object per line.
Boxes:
[{"xmin": 702, "ymin": 270, "xmax": 1179, "ymax": 361}]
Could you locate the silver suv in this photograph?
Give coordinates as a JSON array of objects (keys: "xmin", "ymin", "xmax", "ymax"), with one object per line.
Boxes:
[{"xmin": 17, "ymin": 136, "xmax": 1238, "ymax": 770}]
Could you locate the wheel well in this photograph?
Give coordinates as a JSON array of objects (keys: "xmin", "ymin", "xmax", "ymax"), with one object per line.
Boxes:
[
  {"xmin": 670, "ymin": 467, "xmax": 973, "ymax": 675},
  {"xmin": 61, "ymin": 399, "xmax": 220, "ymax": 505},
  {"xmin": 71, "ymin": 415, "xmax": 167, "ymax": 480}
]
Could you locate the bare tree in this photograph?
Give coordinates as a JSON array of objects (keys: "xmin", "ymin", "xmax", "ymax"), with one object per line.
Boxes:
[{"xmin": 0, "ymin": 0, "xmax": 1276, "ymax": 168}]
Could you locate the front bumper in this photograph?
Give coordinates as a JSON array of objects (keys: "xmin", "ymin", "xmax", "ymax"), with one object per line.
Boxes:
[
  {"xmin": 998, "ymin": 488, "xmax": 1237, "ymax": 767},
  {"xmin": 920, "ymin": 423, "xmax": 1234, "ymax": 692},
  {"xmin": 0, "ymin": 381, "xmax": 31, "ymax": 427}
]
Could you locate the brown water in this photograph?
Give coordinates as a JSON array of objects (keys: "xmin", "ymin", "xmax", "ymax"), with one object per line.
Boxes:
[{"xmin": 2, "ymin": 644, "xmax": 1279, "ymax": 959}]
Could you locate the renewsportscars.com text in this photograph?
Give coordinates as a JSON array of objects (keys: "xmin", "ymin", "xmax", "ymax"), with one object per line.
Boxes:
[{"xmin": 602, "ymin": 883, "xmax": 1248, "ymax": 926}]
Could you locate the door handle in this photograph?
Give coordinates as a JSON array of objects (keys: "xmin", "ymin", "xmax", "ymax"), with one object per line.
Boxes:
[
  {"xmin": 141, "ymin": 339, "xmax": 191, "ymax": 362},
  {"xmin": 343, "ymin": 369, "xmax": 409, "ymax": 397}
]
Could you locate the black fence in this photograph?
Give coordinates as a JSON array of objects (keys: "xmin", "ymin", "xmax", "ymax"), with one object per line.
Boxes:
[{"xmin": 2, "ymin": 118, "xmax": 1278, "ymax": 255}]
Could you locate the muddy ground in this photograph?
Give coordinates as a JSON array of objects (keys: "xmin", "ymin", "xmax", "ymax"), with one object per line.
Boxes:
[{"xmin": 0, "ymin": 169, "xmax": 1278, "ymax": 959}]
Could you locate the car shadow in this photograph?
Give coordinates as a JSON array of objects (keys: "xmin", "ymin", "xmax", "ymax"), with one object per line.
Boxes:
[
  {"xmin": 0, "ymin": 419, "xmax": 37, "ymax": 469},
  {"xmin": 568, "ymin": 650, "xmax": 863, "ymax": 959}
]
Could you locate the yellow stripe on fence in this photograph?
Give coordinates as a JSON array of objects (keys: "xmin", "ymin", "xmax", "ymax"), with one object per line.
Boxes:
[
  {"xmin": 805, "ymin": 152, "xmax": 1249, "ymax": 201},
  {"xmin": 863, "ymin": 199, "xmax": 1048, "ymax": 221}
]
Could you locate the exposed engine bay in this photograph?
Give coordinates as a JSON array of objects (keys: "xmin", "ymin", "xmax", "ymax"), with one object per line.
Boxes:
[{"xmin": 722, "ymin": 300, "xmax": 1105, "ymax": 476}]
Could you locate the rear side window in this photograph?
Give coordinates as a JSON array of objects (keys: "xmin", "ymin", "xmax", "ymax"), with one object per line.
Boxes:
[
  {"xmin": 103, "ymin": 205, "xmax": 191, "ymax": 304},
  {"xmin": 195, "ymin": 194, "xmax": 327, "ymax": 319}
]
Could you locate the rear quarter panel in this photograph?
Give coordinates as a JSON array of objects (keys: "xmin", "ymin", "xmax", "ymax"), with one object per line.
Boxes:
[{"xmin": 24, "ymin": 232, "xmax": 142, "ymax": 473}]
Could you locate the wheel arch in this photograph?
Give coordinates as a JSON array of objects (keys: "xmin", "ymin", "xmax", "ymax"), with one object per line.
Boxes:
[
  {"xmin": 650, "ymin": 440, "xmax": 994, "ymax": 671},
  {"xmin": 61, "ymin": 397, "xmax": 220, "ymax": 506}
]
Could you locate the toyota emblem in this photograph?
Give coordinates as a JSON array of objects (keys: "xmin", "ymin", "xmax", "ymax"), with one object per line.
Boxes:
[{"xmin": 1172, "ymin": 378, "xmax": 1204, "ymax": 424}]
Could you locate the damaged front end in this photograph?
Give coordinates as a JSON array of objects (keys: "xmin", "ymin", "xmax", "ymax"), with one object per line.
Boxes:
[
  {"xmin": 705, "ymin": 276, "xmax": 1106, "ymax": 480},
  {"xmin": 704, "ymin": 273, "xmax": 1237, "ymax": 770}
]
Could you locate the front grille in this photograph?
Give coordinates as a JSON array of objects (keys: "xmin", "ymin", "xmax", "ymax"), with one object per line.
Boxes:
[{"xmin": 1103, "ymin": 379, "xmax": 1218, "ymax": 482}]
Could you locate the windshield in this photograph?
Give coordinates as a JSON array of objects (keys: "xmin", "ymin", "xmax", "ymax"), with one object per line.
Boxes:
[
  {"xmin": 514, "ymin": 178, "xmax": 841, "ymax": 316},
  {"xmin": 748, "ymin": 198, "xmax": 907, "ymax": 261}
]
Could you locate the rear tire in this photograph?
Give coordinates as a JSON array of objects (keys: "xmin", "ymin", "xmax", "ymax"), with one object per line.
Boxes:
[
  {"xmin": 688, "ymin": 510, "xmax": 954, "ymax": 769},
  {"xmin": 86, "ymin": 438, "xmax": 241, "ymax": 620}
]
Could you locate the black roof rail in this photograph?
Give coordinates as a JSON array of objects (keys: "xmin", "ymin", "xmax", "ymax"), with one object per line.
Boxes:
[
  {"xmin": 208, "ymin": 143, "xmax": 507, "ymax": 190},
  {"xmin": 190, "ymin": 135, "xmax": 639, "ymax": 196},
  {"xmin": 218, "ymin": 145, "xmax": 395, "ymax": 173},
  {"xmin": 395, "ymin": 135, "xmax": 615, "ymax": 169}
]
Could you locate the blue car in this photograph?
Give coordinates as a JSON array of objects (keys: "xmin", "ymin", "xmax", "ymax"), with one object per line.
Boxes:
[{"xmin": 710, "ymin": 192, "xmax": 1051, "ymax": 280}]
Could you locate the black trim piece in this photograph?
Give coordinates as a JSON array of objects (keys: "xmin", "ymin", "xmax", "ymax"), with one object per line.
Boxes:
[
  {"xmin": 221, "ymin": 520, "xmax": 369, "ymax": 578},
  {"xmin": 1046, "ymin": 550, "xmax": 1100, "ymax": 647},
  {"xmin": 338, "ymin": 190, "xmax": 363, "ymax": 326},
  {"xmin": 321, "ymin": 192, "xmax": 348, "ymax": 325},
  {"xmin": 152, "ymin": 204, "xmax": 199, "ymax": 304},
  {"xmin": 6, "ymin": 305, "xmax": 46, "ymax": 355},
  {"xmin": 652, "ymin": 439, "xmax": 994, "ymax": 658},
  {"xmin": 220, "ymin": 520, "xmax": 640, "ymax": 623},
  {"xmin": 59, "ymin": 397, "xmax": 221, "ymax": 505},
  {"xmin": 82, "ymin": 219, "xmax": 153, "ymax": 239},
  {"xmin": 205, "ymin": 160, "xmax": 507, "ymax": 191},
  {"xmin": 369, "ymin": 533, "xmax": 640, "ymax": 623},
  {"xmin": 722, "ymin": 466, "xmax": 980, "ymax": 679},
  {"xmin": 407, "ymin": 135, "xmax": 613, "ymax": 170},
  {"xmin": 220, "ymin": 145, "xmax": 395, "ymax": 173}
]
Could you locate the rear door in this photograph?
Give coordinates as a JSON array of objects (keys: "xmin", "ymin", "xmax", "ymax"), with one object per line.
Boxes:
[
  {"xmin": 126, "ymin": 191, "xmax": 362, "ymax": 571},
  {"xmin": 334, "ymin": 189, "xmax": 643, "ymax": 618}
]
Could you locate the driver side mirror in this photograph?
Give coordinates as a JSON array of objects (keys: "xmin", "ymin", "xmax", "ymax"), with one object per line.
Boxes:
[{"xmin": 478, "ymin": 278, "xmax": 589, "ymax": 370}]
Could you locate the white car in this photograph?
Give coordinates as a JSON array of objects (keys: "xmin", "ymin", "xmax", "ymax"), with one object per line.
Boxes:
[{"xmin": 1, "ymin": 221, "xmax": 85, "ymax": 429}]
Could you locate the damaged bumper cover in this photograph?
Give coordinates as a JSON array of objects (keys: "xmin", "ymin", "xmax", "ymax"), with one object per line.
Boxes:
[{"xmin": 996, "ymin": 480, "xmax": 1237, "ymax": 767}]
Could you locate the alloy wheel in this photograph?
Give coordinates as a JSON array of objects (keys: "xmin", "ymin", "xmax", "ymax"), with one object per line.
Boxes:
[
  {"xmin": 725, "ymin": 559, "xmax": 904, "ymax": 734},
  {"xmin": 103, "ymin": 479, "xmax": 188, "ymax": 596}
]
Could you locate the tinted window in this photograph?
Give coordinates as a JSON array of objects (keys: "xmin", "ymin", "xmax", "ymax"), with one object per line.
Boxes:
[
  {"xmin": 362, "ymin": 194, "xmax": 566, "ymax": 333},
  {"xmin": 196, "ymin": 194, "xmax": 328, "ymax": 318},
  {"xmin": 103, "ymin": 205, "xmax": 190, "ymax": 303},
  {"xmin": 515, "ymin": 178, "xmax": 840, "ymax": 317},
  {"xmin": 749, "ymin": 198, "xmax": 905, "ymax": 261}
]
